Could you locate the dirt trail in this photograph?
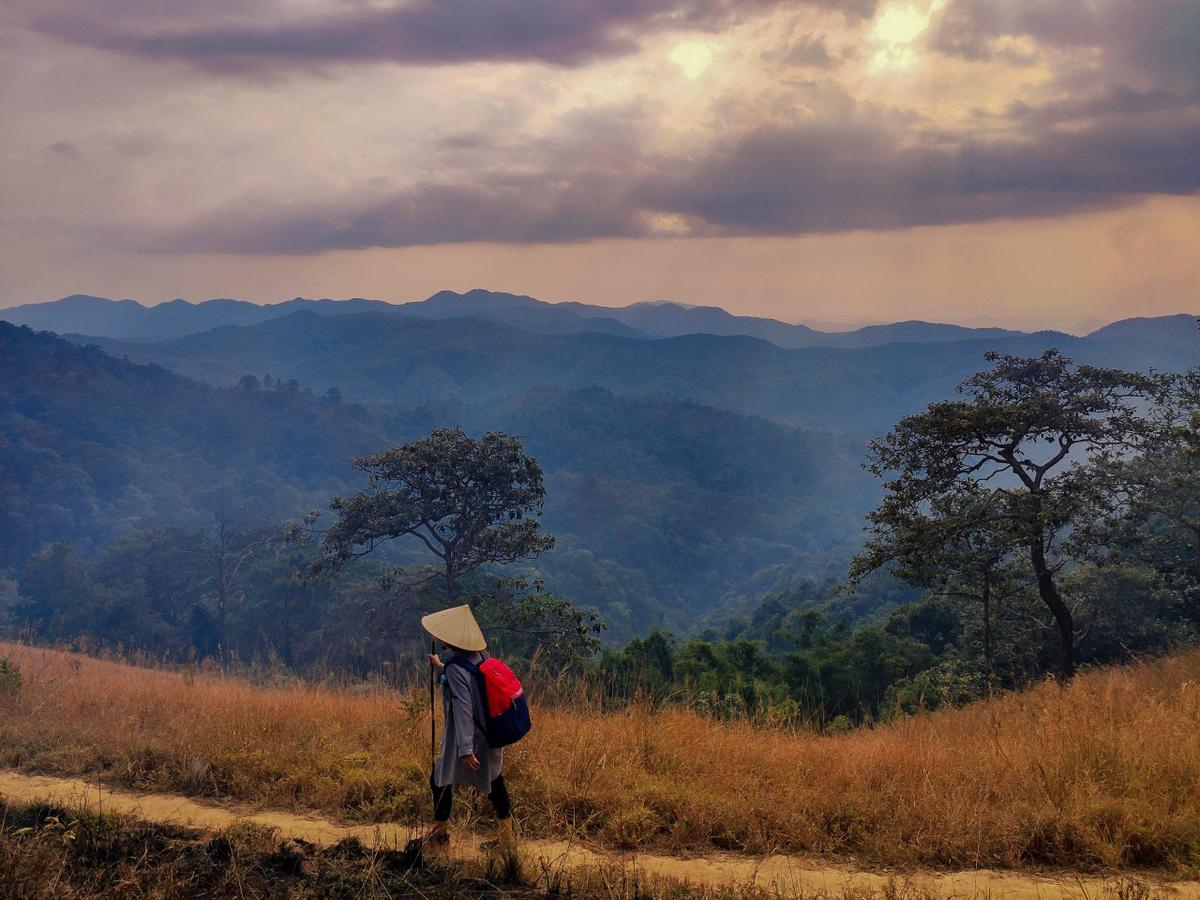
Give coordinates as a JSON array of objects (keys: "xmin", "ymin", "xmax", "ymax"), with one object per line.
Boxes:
[{"xmin": 1, "ymin": 770, "xmax": 1195, "ymax": 898}]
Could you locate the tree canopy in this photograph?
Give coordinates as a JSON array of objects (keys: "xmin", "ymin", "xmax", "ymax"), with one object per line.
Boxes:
[
  {"xmin": 315, "ymin": 427, "xmax": 555, "ymax": 602},
  {"xmin": 854, "ymin": 350, "xmax": 1173, "ymax": 679}
]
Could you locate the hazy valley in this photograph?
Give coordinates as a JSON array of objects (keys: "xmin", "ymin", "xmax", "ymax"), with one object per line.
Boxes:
[{"xmin": 5, "ymin": 293, "xmax": 1195, "ymax": 641}]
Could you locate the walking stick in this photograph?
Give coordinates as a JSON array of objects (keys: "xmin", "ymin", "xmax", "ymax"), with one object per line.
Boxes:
[
  {"xmin": 403, "ymin": 641, "xmax": 441, "ymax": 867},
  {"xmin": 429, "ymin": 639, "xmax": 436, "ymax": 768}
]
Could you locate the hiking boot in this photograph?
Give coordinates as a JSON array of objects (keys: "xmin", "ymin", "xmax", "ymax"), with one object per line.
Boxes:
[
  {"xmin": 481, "ymin": 818, "xmax": 516, "ymax": 853},
  {"xmin": 420, "ymin": 824, "xmax": 450, "ymax": 852}
]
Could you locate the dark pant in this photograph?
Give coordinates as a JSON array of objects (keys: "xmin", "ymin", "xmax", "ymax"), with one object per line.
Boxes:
[{"xmin": 430, "ymin": 772, "xmax": 511, "ymax": 822}]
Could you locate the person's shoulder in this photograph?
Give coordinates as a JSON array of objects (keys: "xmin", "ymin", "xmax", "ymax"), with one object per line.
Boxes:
[{"xmin": 445, "ymin": 658, "xmax": 475, "ymax": 683}]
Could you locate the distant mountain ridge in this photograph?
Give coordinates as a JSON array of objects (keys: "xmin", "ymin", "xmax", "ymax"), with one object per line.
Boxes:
[
  {"xmin": 1087, "ymin": 314, "xmax": 1199, "ymax": 352},
  {"xmin": 8, "ymin": 289, "xmax": 1185, "ymax": 350},
  {"xmin": 63, "ymin": 309, "xmax": 1199, "ymax": 434},
  {"xmin": 0, "ymin": 294, "xmax": 401, "ymax": 340}
]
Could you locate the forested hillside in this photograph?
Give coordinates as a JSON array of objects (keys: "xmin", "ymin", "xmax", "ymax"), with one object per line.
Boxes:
[
  {"xmin": 482, "ymin": 389, "xmax": 876, "ymax": 632},
  {"xmin": 596, "ymin": 358, "xmax": 1199, "ymax": 718},
  {"xmin": 1, "ymin": 324, "xmax": 874, "ymax": 638},
  {"xmin": 71, "ymin": 310, "xmax": 1198, "ymax": 433},
  {"xmin": 0, "ymin": 324, "xmax": 384, "ymax": 572},
  {"xmin": 3, "ymin": 317, "xmax": 1196, "ymax": 708}
]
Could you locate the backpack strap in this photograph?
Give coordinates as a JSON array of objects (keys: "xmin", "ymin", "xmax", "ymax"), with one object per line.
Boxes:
[
  {"xmin": 443, "ymin": 656, "xmax": 489, "ymax": 737},
  {"xmin": 443, "ymin": 655, "xmax": 479, "ymax": 673}
]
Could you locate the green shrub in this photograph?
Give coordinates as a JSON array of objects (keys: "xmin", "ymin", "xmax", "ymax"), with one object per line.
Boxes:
[{"xmin": 0, "ymin": 656, "xmax": 21, "ymax": 694}]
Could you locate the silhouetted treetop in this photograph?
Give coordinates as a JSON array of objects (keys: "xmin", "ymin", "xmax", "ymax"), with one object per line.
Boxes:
[{"xmin": 315, "ymin": 427, "xmax": 555, "ymax": 602}]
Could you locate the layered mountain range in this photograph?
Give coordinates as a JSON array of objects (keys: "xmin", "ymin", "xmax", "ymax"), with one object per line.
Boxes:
[
  {"xmin": 9, "ymin": 289, "xmax": 1194, "ymax": 351},
  {"xmin": 4, "ymin": 291, "xmax": 1195, "ymax": 435},
  {"xmin": 2, "ymin": 291, "xmax": 1195, "ymax": 636}
]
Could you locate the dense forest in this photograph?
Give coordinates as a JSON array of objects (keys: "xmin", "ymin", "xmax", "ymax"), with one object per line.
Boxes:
[
  {"xmin": 598, "ymin": 357, "xmax": 1199, "ymax": 720},
  {"xmin": 0, "ymin": 325, "xmax": 384, "ymax": 572},
  {"xmin": 2, "ymin": 309, "xmax": 1196, "ymax": 724},
  {"xmin": 0, "ymin": 323, "xmax": 874, "ymax": 638}
]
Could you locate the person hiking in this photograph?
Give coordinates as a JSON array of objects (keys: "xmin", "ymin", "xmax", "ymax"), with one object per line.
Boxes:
[{"xmin": 420, "ymin": 604, "xmax": 514, "ymax": 851}]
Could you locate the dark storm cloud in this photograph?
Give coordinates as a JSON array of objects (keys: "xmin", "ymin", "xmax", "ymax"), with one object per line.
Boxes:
[
  {"xmin": 159, "ymin": 171, "xmax": 645, "ymax": 254},
  {"xmin": 930, "ymin": 0, "xmax": 1097, "ymax": 60},
  {"xmin": 931, "ymin": 0, "xmax": 1200, "ymax": 88},
  {"xmin": 56, "ymin": 0, "xmax": 1195, "ymax": 256},
  {"xmin": 929, "ymin": 0, "xmax": 1200, "ymax": 205},
  {"xmin": 160, "ymin": 102, "xmax": 1200, "ymax": 254},
  {"xmin": 648, "ymin": 115, "xmax": 1200, "ymax": 234},
  {"xmin": 1005, "ymin": 85, "xmax": 1198, "ymax": 128},
  {"xmin": 34, "ymin": 0, "xmax": 876, "ymax": 73}
]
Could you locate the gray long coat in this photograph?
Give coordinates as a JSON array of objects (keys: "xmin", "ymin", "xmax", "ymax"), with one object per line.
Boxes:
[{"xmin": 432, "ymin": 650, "xmax": 504, "ymax": 792}]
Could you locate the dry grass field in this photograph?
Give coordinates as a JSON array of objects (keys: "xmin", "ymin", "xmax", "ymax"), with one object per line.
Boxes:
[
  {"xmin": 0, "ymin": 797, "xmax": 795, "ymax": 899},
  {"xmin": 0, "ymin": 640, "xmax": 1198, "ymax": 872}
]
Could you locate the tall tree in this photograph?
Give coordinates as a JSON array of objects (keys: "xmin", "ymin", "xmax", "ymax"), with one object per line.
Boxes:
[
  {"xmin": 314, "ymin": 428, "xmax": 555, "ymax": 604},
  {"xmin": 197, "ymin": 519, "xmax": 279, "ymax": 665},
  {"xmin": 855, "ymin": 351, "xmax": 1170, "ymax": 680},
  {"xmin": 851, "ymin": 484, "xmax": 1023, "ymax": 688}
]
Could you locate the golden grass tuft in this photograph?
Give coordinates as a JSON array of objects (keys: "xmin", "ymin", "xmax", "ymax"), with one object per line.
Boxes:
[{"xmin": 1, "ymin": 640, "xmax": 1198, "ymax": 871}]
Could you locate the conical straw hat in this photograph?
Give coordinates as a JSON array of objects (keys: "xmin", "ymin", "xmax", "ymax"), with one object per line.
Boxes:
[{"xmin": 421, "ymin": 604, "xmax": 487, "ymax": 652}]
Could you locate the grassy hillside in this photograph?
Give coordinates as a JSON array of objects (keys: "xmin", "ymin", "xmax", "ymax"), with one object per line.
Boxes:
[
  {"xmin": 2, "ymin": 641, "xmax": 1197, "ymax": 871},
  {"xmin": 0, "ymin": 798, "xmax": 781, "ymax": 899}
]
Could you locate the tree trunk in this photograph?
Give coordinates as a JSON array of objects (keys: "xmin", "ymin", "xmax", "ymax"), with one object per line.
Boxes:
[
  {"xmin": 282, "ymin": 592, "xmax": 293, "ymax": 667},
  {"xmin": 1192, "ymin": 520, "xmax": 1199, "ymax": 591},
  {"xmin": 1029, "ymin": 535, "xmax": 1074, "ymax": 681},
  {"xmin": 215, "ymin": 523, "xmax": 229, "ymax": 669},
  {"xmin": 215, "ymin": 564, "xmax": 228, "ymax": 669},
  {"xmin": 981, "ymin": 573, "xmax": 993, "ymax": 693}
]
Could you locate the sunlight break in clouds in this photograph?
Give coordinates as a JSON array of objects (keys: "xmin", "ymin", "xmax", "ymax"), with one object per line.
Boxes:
[
  {"xmin": 868, "ymin": 0, "xmax": 946, "ymax": 71},
  {"xmin": 669, "ymin": 40, "xmax": 715, "ymax": 79},
  {"xmin": 0, "ymin": 0, "xmax": 1197, "ymax": 327}
]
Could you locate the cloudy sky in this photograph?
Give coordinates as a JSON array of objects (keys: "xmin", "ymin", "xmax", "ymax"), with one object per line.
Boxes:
[{"xmin": 2, "ymin": 0, "xmax": 1197, "ymax": 328}]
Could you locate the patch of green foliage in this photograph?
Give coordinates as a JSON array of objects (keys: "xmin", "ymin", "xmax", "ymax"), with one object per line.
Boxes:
[
  {"xmin": 10, "ymin": 533, "xmax": 600, "ymax": 678},
  {"xmin": 0, "ymin": 656, "xmax": 20, "ymax": 694},
  {"xmin": 592, "ymin": 359, "xmax": 1198, "ymax": 725},
  {"xmin": 595, "ymin": 558, "xmax": 1199, "ymax": 727}
]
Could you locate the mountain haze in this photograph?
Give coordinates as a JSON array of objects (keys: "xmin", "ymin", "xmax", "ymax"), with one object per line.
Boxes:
[
  {"xmin": 66, "ymin": 309, "xmax": 1199, "ymax": 434},
  {"xmin": 4, "ymin": 292, "xmax": 1195, "ymax": 637},
  {"xmin": 2, "ymin": 322, "xmax": 879, "ymax": 637},
  {"xmin": 9, "ymin": 290, "xmax": 1184, "ymax": 351},
  {"xmin": 1087, "ymin": 314, "xmax": 1200, "ymax": 352},
  {"xmin": 0, "ymin": 322, "xmax": 385, "ymax": 571}
]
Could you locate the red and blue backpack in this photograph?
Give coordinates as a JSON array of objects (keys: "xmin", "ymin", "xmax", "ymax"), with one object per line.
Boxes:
[{"xmin": 445, "ymin": 655, "xmax": 532, "ymax": 748}]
